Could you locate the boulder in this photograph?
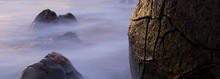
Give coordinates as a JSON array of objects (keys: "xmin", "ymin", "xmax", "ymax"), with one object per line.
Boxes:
[
  {"xmin": 19, "ymin": 52, "xmax": 84, "ymax": 79},
  {"xmin": 29, "ymin": 9, "xmax": 80, "ymax": 47},
  {"xmin": 58, "ymin": 13, "xmax": 78, "ymax": 23},
  {"xmin": 34, "ymin": 9, "xmax": 58, "ymax": 23},
  {"xmin": 128, "ymin": 0, "xmax": 220, "ymax": 79},
  {"xmin": 31, "ymin": 9, "xmax": 78, "ymax": 29}
]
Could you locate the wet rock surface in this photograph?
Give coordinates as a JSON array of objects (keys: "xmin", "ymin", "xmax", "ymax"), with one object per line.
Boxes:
[
  {"xmin": 19, "ymin": 52, "xmax": 84, "ymax": 79},
  {"xmin": 128, "ymin": 0, "xmax": 220, "ymax": 79}
]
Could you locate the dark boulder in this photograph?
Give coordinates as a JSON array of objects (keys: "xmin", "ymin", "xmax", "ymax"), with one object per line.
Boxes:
[
  {"xmin": 31, "ymin": 9, "xmax": 78, "ymax": 29},
  {"xmin": 128, "ymin": 0, "xmax": 220, "ymax": 79},
  {"xmin": 29, "ymin": 9, "xmax": 81, "ymax": 48},
  {"xmin": 34, "ymin": 9, "xmax": 58, "ymax": 23},
  {"xmin": 58, "ymin": 13, "xmax": 78, "ymax": 23},
  {"xmin": 19, "ymin": 52, "xmax": 84, "ymax": 79}
]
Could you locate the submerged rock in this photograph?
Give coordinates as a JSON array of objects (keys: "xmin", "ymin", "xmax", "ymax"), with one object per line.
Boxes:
[
  {"xmin": 30, "ymin": 31, "xmax": 81, "ymax": 49},
  {"xmin": 52, "ymin": 31, "xmax": 80, "ymax": 42},
  {"xmin": 128, "ymin": 0, "xmax": 220, "ymax": 79},
  {"xmin": 19, "ymin": 52, "xmax": 84, "ymax": 79},
  {"xmin": 31, "ymin": 9, "xmax": 78, "ymax": 29}
]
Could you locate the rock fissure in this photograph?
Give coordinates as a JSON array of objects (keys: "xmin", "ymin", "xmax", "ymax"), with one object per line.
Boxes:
[
  {"xmin": 152, "ymin": 0, "xmax": 166, "ymax": 64},
  {"xmin": 164, "ymin": 15, "xmax": 220, "ymax": 51},
  {"xmin": 177, "ymin": 63, "xmax": 219, "ymax": 79},
  {"xmin": 152, "ymin": 0, "xmax": 166, "ymax": 61},
  {"xmin": 158, "ymin": 0, "xmax": 166, "ymax": 19},
  {"xmin": 152, "ymin": 0, "xmax": 167, "ymax": 78},
  {"xmin": 152, "ymin": 19, "xmax": 162, "ymax": 79},
  {"xmin": 141, "ymin": 18, "xmax": 150, "ymax": 79},
  {"xmin": 160, "ymin": 29, "xmax": 177, "ymax": 56},
  {"xmin": 131, "ymin": 16, "xmax": 154, "ymax": 21},
  {"xmin": 129, "ymin": 0, "xmax": 220, "ymax": 78}
]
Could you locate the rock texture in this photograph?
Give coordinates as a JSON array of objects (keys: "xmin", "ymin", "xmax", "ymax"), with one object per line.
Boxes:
[
  {"xmin": 19, "ymin": 52, "xmax": 84, "ymax": 79},
  {"xmin": 128, "ymin": 0, "xmax": 220, "ymax": 79}
]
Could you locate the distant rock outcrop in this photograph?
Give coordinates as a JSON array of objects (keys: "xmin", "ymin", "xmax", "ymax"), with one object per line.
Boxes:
[
  {"xmin": 128, "ymin": 0, "xmax": 220, "ymax": 79},
  {"xmin": 34, "ymin": 9, "xmax": 58, "ymax": 23},
  {"xmin": 19, "ymin": 52, "xmax": 84, "ymax": 79},
  {"xmin": 28, "ymin": 9, "xmax": 80, "ymax": 48},
  {"xmin": 30, "ymin": 31, "xmax": 81, "ymax": 49},
  {"xmin": 31, "ymin": 9, "xmax": 78, "ymax": 29},
  {"xmin": 52, "ymin": 31, "xmax": 80, "ymax": 42},
  {"xmin": 58, "ymin": 13, "xmax": 78, "ymax": 23}
]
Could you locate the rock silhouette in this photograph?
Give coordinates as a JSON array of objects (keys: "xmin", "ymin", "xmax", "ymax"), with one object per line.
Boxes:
[
  {"xmin": 128, "ymin": 0, "xmax": 220, "ymax": 79},
  {"xmin": 19, "ymin": 52, "xmax": 84, "ymax": 79},
  {"xmin": 31, "ymin": 9, "xmax": 78, "ymax": 29},
  {"xmin": 58, "ymin": 13, "xmax": 77, "ymax": 23},
  {"xmin": 34, "ymin": 9, "xmax": 58, "ymax": 23},
  {"xmin": 28, "ymin": 9, "xmax": 80, "ymax": 48}
]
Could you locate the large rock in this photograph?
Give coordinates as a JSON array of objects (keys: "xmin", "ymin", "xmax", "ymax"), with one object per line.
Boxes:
[
  {"xmin": 31, "ymin": 9, "xmax": 78, "ymax": 29},
  {"xmin": 34, "ymin": 9, "xmax": 58, "ymax": 23},
  {"xmin": 128, "ymin": 0, "xmax": 220, "ymax": 79},
  {"xmin": 28, "ymin": 9, "xmax": 80, "ymax": 48},
  {"xmin": 19, "ymin": 52, "xmax": 84, "ymax": 79}
]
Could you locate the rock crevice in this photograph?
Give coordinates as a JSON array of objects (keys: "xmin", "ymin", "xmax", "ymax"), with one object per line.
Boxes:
[{"xmin": 128, "ymin": 0, "xmax": 220, "ymax": 79}]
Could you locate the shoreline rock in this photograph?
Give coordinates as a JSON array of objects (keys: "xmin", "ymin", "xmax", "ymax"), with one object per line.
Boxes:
[
  {"xmin": 19, "ymin": 52, "xmax": 84, "ymax": 79},
  {"xmin": 31, "ymin": 9, "xmax": 78, "ymax": 30},
  {"xmin": 128, "ymin": 0, "xmax": 220, "ymax": 79}
]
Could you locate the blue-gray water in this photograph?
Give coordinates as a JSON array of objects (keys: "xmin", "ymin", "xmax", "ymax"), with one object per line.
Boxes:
[{"xmin": 0, "ymin": 0, "xmax": 137, "ymax": 79}]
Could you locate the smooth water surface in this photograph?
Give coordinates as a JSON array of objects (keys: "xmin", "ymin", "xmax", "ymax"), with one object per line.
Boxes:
[{"xmin": 0, "ymin": 0, "xmax": 137, "ymax": 79}]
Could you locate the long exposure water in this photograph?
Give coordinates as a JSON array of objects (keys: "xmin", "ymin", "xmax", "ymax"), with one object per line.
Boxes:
[{"xmin": 0, "ymin": 0, "xmax": 137, "ymax": 79}]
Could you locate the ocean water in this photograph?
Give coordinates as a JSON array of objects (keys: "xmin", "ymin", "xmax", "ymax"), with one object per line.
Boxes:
[{"xmin": 0, "ymin": 0, "xmax": 137, "ymax": 79}]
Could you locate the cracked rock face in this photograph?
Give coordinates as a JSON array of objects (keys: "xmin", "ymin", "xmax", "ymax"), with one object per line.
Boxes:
[
  {"xmin": 128, "ymin": 0, "xmax": 220, "ymax": 79},
  {"xmin": 19, "ymin": 52, "xmax": 84, "ymax": 79}
]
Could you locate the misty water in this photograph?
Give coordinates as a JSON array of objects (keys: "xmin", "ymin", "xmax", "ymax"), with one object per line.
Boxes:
[{"xmin": 0, "ymin": 0, "xmax": 137, "ymax": 79}]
